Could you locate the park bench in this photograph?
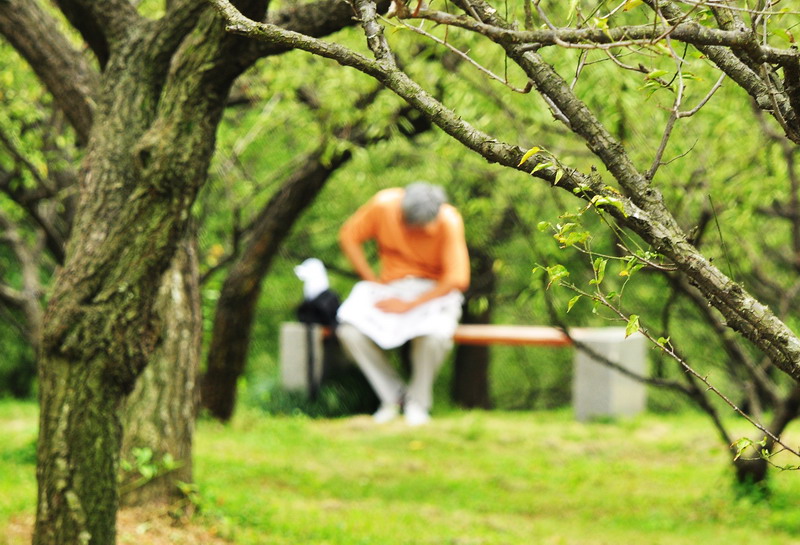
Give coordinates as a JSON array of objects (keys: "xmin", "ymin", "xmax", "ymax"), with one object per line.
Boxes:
[{"xmin": 280, "ymin": 322, "xmax": 647, "ymax": 421}]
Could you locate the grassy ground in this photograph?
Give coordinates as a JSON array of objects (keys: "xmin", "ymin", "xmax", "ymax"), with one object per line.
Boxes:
[{"xmin": 3, "ymin": 400, "xmax": 800, "ymax": 544}]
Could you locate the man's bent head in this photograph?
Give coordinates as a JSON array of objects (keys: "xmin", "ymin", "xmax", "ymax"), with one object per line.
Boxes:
[{"xmin": 401, "ymin": 182, "xmax": 447, "ymax": 226}]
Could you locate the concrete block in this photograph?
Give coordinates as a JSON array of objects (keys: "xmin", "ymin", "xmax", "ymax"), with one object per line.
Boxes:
[
  {"xmin": 280, "ymin": 322, "xmax": 325, "ymax": 392},
  {"xmin": 571, "ymin": 327, "xmax": 647, "ymax": 421}
]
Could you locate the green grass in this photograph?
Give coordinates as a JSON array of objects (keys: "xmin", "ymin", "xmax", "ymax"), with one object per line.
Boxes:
[
  {"xmin": 3, "ymin": 400, "xmax": 800, "ymax": 544},
  {"xmin": 0, "ymin": 401, "xmax": 37, "ymax": 532}
]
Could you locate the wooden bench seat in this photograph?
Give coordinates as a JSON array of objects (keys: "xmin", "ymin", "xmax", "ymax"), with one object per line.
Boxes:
[{"xmin": 453, "ymin": 324, "xmax": 571, "ymax": 347}]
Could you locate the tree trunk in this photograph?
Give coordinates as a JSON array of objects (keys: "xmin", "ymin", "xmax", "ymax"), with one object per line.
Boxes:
[
  {"xmin": 120, "ymin": 235, "xmax": 201, "ymax": 506},
  {"xmin": 35, "ymin": 356, "xmax": 125, "ymax": 545},
  {"xmin": 733, "ymin": 384, "xmax": 800, "ymax": 486},
  {"xmin": 202, "ymin": 151, "xmax": 351, "ymax": 420},
  {"xmin": 3, "ymin": 1, "xmax": 377, "ymax": 542},
  {"xmin": 452, "ymin": 246, "xmax": 494, "ymax": 409},
  {"xmin": 34, "ymin": 10, "xmax": 246, "ymax": 544}
]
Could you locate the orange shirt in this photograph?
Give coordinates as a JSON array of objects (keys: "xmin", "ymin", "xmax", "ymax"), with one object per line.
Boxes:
[{"xmin": 340, "ymin": 188, "xmax": 470, "ymax": 291}]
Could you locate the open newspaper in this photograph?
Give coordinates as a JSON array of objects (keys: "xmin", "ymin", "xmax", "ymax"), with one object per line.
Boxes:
[{"xmin": 337, "ymin": 278, "xmax": 463, "ymax": 349}]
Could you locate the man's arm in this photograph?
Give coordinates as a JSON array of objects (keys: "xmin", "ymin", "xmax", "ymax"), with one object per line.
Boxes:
[
  {"xmin": 339, "ymin": 200, "xmax": 380, "ymax": 282},
  {"xmin": 339, "ymin": 230, "xmax": 379, "ymax": 282}
]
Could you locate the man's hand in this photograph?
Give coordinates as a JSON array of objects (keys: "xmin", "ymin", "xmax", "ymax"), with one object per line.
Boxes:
[{"xmin": 375, "ymin": 297, "xmax": 415, "ymax": 313}]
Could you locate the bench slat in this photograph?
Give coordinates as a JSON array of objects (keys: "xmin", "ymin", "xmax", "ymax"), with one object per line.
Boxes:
[{"xmin": 453, "ymin": 324, "xmax": 571, "ymax": 347}]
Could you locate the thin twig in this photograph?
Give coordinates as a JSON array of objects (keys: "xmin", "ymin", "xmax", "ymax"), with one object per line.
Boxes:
[
  {"xmin": 678, "ymin": 73, "xmax": 726, "ymax": 118},
  {"xmin": 571, "ymin": 282, "xmax": 800, "ymax": 461},
  {"xmin": 393, "ymin": 19, "xmax": 533, "ymax": 93}
]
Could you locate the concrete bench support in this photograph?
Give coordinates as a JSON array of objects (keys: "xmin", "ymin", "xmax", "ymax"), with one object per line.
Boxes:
[
  {"xmin": 279, "ymin": 322, "xmax": 648, "ymax": 419},
  {"xmin": 279, "ymin": 322, "xmax": 326, "ymax": 392},
  {"xmin": 571, "ymin": 327, "xmax": 647, "ymax": 421}
]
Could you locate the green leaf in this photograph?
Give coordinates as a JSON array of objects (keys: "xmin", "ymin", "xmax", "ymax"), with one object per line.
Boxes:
[
  {"xmin": 518, "ymin": 146, "xmax": 541, "ymax": 167},
  {"xmin": 646, "ymin": 69, "xmax": 669, "ymax": 80},
  {"xmin": 554, "ymin": 169, "xmax": 564, "ymax": 185},
  {"xmin": 531, "ymin": 161, "xmax": 553, "ymax": 175},
  {"xmin": 623, "ymin": 0, "xmax": 644, "ymax": 10},
  {"xmin": 556, "ymin": 230, "xmax": 590, "ymax": 248},
  {"xmin": 133, "ymin": 447, "xmax": 153, "ymax": 465},
  {"xmin": 731, "ymin": 437, "xmax": 754, "ymax": 461},
  {"xmin": 537, "ymin": 221, "xmax": 551, "ymax": 232},
  {"xmin": 590, "ymin": 195, "xmax": 627, "ymax": 216},
  {"xmin": 590, "ymin": 257, "xmax": 607, "ymax": 285},
  {"xmin": 567, "ymin": 295, "xmax": 581, "ymax": 312},
  {"xmin": 162, "ymin": 453, "xmax": 178, "ymax": 470},
  {"xmin": 625, "ymin": 314, "xmax": 640, "ymax": 338},
  {"xmin": 545, "ymin": 264, "xmax": 570, "ymax": 288}
]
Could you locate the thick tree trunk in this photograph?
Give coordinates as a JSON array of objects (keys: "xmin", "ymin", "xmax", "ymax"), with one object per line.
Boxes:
[
  {"xmin": 2, "ymin": 1, "xmax": 376, "ymax": 543},
  {"xmin": 202, "ymin": 151, "xmax": 351, "ymax": 420},
  {"xmin": 35, "ymin": 357, "xmax": 124, "ymax": 545},
  {"xmin": 34, "ymin": 10, "xmax": 246, "ymax": 544},
  {"xmin": 120, "ymin": 235, "xmax": 201, "ymax": 506}
]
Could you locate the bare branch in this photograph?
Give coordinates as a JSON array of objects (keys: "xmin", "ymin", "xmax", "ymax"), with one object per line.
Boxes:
[
  {"xmin": 51, "ymin": 0, "xmax": 141, "ymax": 67},
  {"xmin": 678, "ymin": 73, "xmax": 726, "ymax": 118},
  {"xmin": 389, "ymin": 18, "xmax": 533, "ymax": 93},
  {"xmin": 645, "ymin": 0, "xmax": 799, "ymax": 143},
  {"xmin": 0, "ymin": 210, "xmax": 44, "ymax": 346},
  {"xmin": 210, "ymin": 0, "xmax": 800, "ymax": 382},
  {"xmin": 208, "ymin": 0, "xmax": 592, "ymax": 194},
  {"xmin": 237, "ymin": 0, "xmax": 393, "ymax": 66},
  {"xmin": 0, "ymin": 128, "xmax": 55, "ymax": 195},
  {"xmin": 572, "ymin": 280, "xmax": 800, "ymax": 459},
  {"xmin": 407, "ymin": 8, "xmax": 799, "ymax": 65},
  {"xmin": 0, "ymin": 0, "xmax": 99, "ymax": 143}
]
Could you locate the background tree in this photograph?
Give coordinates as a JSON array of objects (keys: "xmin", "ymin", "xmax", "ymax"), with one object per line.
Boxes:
[{"xmin": 201, "ymin": 86, "xmax": 431, "ymax": 420}]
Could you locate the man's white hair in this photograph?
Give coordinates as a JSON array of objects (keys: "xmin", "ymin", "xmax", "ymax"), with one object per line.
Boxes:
[{"xmin": 401, "ymin": 182, "xmax": 447, "ymax": 226}]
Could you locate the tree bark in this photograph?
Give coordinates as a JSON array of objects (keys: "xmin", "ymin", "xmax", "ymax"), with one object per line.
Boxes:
[
  {"xmin": 120, "ymin": 235, "xmax": 201, "ymax": 506},
  {"xmin": 34, "ymin": 9, "xmax": 248, "ymax": 544}
]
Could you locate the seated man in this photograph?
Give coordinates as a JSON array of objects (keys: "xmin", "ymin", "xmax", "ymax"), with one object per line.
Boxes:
[{"xmin": 336, "ymin": 182, "xmax": 470, "ymax": 425}]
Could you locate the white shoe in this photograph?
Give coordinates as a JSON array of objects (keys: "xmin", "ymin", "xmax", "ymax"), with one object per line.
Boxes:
[
  {"xmin": 372, "ymin": 404, "xmax": 400, "ymax": 424},
  {"xmin": 404, "ymin": 403, "xmax": 431, "ymax": 426}
]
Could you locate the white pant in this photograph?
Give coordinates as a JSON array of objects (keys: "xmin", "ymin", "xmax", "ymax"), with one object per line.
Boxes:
[{"xmin": 337, "ymin": 323, "xmax": 453, "ymax": 411}]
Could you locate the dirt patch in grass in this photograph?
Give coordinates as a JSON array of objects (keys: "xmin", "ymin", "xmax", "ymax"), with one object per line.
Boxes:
[{"xmin": 4, "ymin": 505, "xmax": 229, "ymax": 545}]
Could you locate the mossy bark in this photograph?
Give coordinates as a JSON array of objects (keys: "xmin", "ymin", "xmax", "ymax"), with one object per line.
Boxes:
[
  {"xmin": 2, "ymin": 1, "xmax": 372, "ymax": 542},
  {"xmin": 33, "ymin": 10, "xmax": 249, "ymax": 545},
  {"xmin": 120, "ymin": 236, "xmax": 201, "ymax": 506}
]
